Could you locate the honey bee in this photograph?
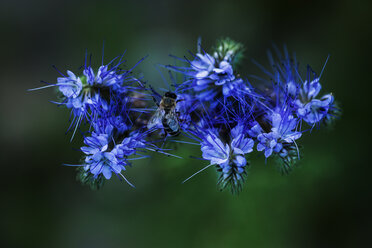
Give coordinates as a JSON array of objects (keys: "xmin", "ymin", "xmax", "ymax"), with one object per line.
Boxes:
[{"xmin": 147, "ymin": 91, "xmax": 180, "ymax": 136}]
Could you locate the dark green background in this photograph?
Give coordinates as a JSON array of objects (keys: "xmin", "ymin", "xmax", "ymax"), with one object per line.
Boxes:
[{"xmin": 1, "ymin": 0, "xmax": 371, "ymax": 247}]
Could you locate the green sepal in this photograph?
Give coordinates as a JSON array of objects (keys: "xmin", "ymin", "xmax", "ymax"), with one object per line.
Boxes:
[
  {"xmin": 212, "ymin": 37, "xmax": 245, "ymax": 68},
  {"xmin": 275, "ymin": 144, "xmax": 302, "ymax": 175},
  {"xmin": 216, "ymin": 161, "xmax": 249, "ymax": 194},
  {"xmin": 76, "ymin": 167, "xmax": 105, "ymax": 190}
]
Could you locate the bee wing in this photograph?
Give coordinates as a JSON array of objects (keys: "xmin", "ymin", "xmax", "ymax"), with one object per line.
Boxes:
[
  {"xmin": 147, "ymin": 108, "xmax": 164, "ymax": 129},
  {"xmin": 165, "ymin": 111, "xmax": 180, "ymax": 132}
]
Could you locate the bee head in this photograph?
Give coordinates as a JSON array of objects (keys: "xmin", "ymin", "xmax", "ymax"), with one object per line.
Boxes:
[{"xmin": 165, "ymin": 92, "xmax": 177, "ymax": 99}]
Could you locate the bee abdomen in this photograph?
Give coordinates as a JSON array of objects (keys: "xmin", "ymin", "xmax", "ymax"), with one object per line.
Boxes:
[{"xmin": 162, "ymin": 118, "xmax": 180, "ymax": 136}]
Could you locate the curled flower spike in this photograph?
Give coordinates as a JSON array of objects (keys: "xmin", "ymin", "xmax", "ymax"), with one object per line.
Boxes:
[
  {"xmin": 184, "ymin": 121, "xmax": 254, "ymax": 193},
  {"xmin": 30, "ymin": 51, "xmax": 145, "ymax": 141},
  {"xmin": 167, "ymin": 38, "xmax": 252, "ymax": 102},
  {"xmin": 81, "ymin": 130, "xmax": 125, "ymax": 180},
  {"xmin": 78, "ymin": 120, "xmax": 139, "ymax": 188}
]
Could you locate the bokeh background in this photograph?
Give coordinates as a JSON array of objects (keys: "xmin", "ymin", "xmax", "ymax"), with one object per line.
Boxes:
[{"xmin": 1, "ymin": 0, "xmax": 371, "ymax": 247}]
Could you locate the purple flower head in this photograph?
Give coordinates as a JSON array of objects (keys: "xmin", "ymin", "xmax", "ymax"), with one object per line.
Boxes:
[
  {"xmin": 30, "ymin": 50, "xmax": 146, "ymax": 141},
  {"xmin": 114, "ymin": 132, "xmax": 147, "ymax": 158},
  {"xmin": 209, "ymin": 60, "xmax": 235, "ymax": 86},
  {"xmin": 55, "ymin": 59, "xmax": 128, "ymax": 119},
  {"xmin": 83, "ymin": 64, "xmax": 126, "ymax": 94},
  {"xmin": 301, "ymin": 78, "xmax": 322, "ymax": 100},
  {"xmin": 201, "ymin": 131, "xmax": 230, "ymax": 167},
  {"xmin": 190, "ymin": 53, "xmax": 216, "ymax": 82},
  {"xmin": 255, "ymin": 46, "xmax": 336, "ymax": 127},
  {"xmin": 186, "ymin": 53, "xmax": 236, "ymax": 96},
  {"xmin": 167, "ymin": 40, "xmax": 247, "ymax": 102},
  {"xmin": 257, "ymin": 132, "xmax": 282, "ymax": 158},
  {"xmin": 196, "ymin": 124, "xmax": 254, "ymax": 193},
  {"xmin": 271, "ymin": 111, "xmax": 302, "ymax": 142},
  {"xmin": 294, "ymin": 73, "xmax": 335, "ymax": 125},
  {"xmin": 57, "ymin": 70, "xmax": 83, "ymax": 98},
  {"xmin": 200, "ymin": 128, "xmax": 254, "ymax": 172},
  {"xmin": 297, "ymin": 94, "xmax": 334, "ymax": 124},
  {"xmin": 256, "ymin": 110, "xmax": 301, "ymax": 158},
  {"xmin": 79, "ymin": 122, "xmax": 150, "ymax": 188},
  {"xmin": 230, "ymin": 124, "xmax": 254, "ymax": 156},
  {"xmin": 81, "ymin": 130, "xmax": 126, "ymax": 180}
]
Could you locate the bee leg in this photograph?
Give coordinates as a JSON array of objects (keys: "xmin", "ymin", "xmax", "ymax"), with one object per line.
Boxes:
[
  {"xmin": 151, "ymin": 95, "xmax": 159, "ymax": 107},
  {"xmin": 160, "ymin": 133, "xmax": 169, "ymax": 149},
  {"xmin": 176, "ymin": 99, "xmax": 185, "ymax": 103},
  {"xmin": 149, "ymin": 85, "xmax": 161, "ymax": 106},
  {"xmin": 160, "ymin": 129, "xmax": 167, "ymax": 138}
]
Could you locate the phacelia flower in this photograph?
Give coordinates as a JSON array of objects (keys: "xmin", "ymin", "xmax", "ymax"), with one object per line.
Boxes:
[
  {"xmin": 79, "ymin": 121, "xmax": 150, "ymax": 188},
  {"xmin": 167, "ymin": 38, "xmax": 248, "ymax": 101},
  {"xmin": 297, "ymin": 93, "xmax": 334, "ymax": 124},
  {"xmin": 257, "ymin": 132, "xmax": 282, "ymax": 158},
  {"xmin": 81, "ymin": 130, "xmax": 127, "ymax": 180},
  {"xmin": 185, "ymin": 52, "xmax": 237, "ymax": 97},
  {"xmin": 30, "ymin": 51, "xmax": 145, "ymax": 141},
  {"xmin": 197, "ymin": 124, "xmax": 254, "ymax": 193},
  {"xmin": 262, "ymin": 48, "xmax": 337, "ymax": 126},
  {"xmin": 57, "ymin": 70, "xmax": 83, "ymax": 98},
  {"xmin": 256, "ymin": 110, "xmax": 301, "ymax": 158}
]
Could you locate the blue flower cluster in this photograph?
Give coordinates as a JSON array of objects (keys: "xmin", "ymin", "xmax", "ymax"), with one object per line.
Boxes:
[
  {"xmin": 31, "ymin": 52, "xmax": 174, "ymax": 189},
  {"xmin": 32, "ymin": 39, "xmax": 340, "ymax": 193},
  {"xmin": 168, "ymin": 39, "xmax": 340, "ymax": 192}
]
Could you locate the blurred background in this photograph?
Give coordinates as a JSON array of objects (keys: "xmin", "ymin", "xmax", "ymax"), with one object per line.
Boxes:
[{"xmin": 1, "ymin": 0, "xmax": 371, "ymax": 247}]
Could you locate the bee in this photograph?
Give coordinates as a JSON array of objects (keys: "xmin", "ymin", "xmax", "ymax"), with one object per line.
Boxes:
[{"xmin": 147, "ymin": 91, "xmax": 181, "ymax": 136}]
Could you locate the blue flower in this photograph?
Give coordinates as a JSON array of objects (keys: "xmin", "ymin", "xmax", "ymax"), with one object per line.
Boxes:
[
  {"xmin": 30, "ymin": 51, "xmax": 145, "ymax": 141},
  {"xmin": 254, "ymin": 46, "xmax": 337, "ymax": 128},
  {"xmin": 190, "ymin": 53, "xmax": 216, "ymax": 84},
  {"xmin": 257, "ymin": 132, "xmax": 282, "ymax": 158},
  {"xmin": 197, "ymin": 124, "xmax": 254, "ymax": 192},
  {"xmin": 300, "ymin": 78, "xmax": 322, "ymax": 101},
  {"xmin": 292, "ymin": 76, "xmax": 335, "ymax": 125},
  {"xmin": 79, "ymin": 122, "xmax": 150, "ymax": 187},
  {"xmin": 271, "ymin": 112, "xmax": 302, "ymax": 142},
  {"xmin": 168, "ymin": 49, "xmax": 247, "ymax": 100},
  {"xmin": 57, "ymin": 70, "xmax": 83, "ymax": 98},
  {"xmin": 81, "ymin": 131, "xmax": 126, "ymax": 180},
  {"xmin": 114, "ymin": 132, "xmax": 147, "ymax": 158},
  {"xmin": 201, "ymin": 132, "xmax": 230, "ymax": 167},
  {"xmin": 209, "ymin": 60, "xmax": 235, "ymax": 86},
  {"xmin": 230, "ymin": 124, "xmax": 254, "ymax": 156},
  {"xmin": 56, "ymin": 64, "xmax": 125, "ymax": 115},
  {"xmin": 188, "ymin": 53, "xmax": 236, "ymax": 93},
  {"xmin": 297, "ymin": 94, "xmax": 334, "ymax": 124},
  {"xmin": 83, "ymin": 64, "xmax": 127, "ymax": 93},
  {"xmin": 256, "ymin": 111, "xmax": 301, "ymax": 158}
]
